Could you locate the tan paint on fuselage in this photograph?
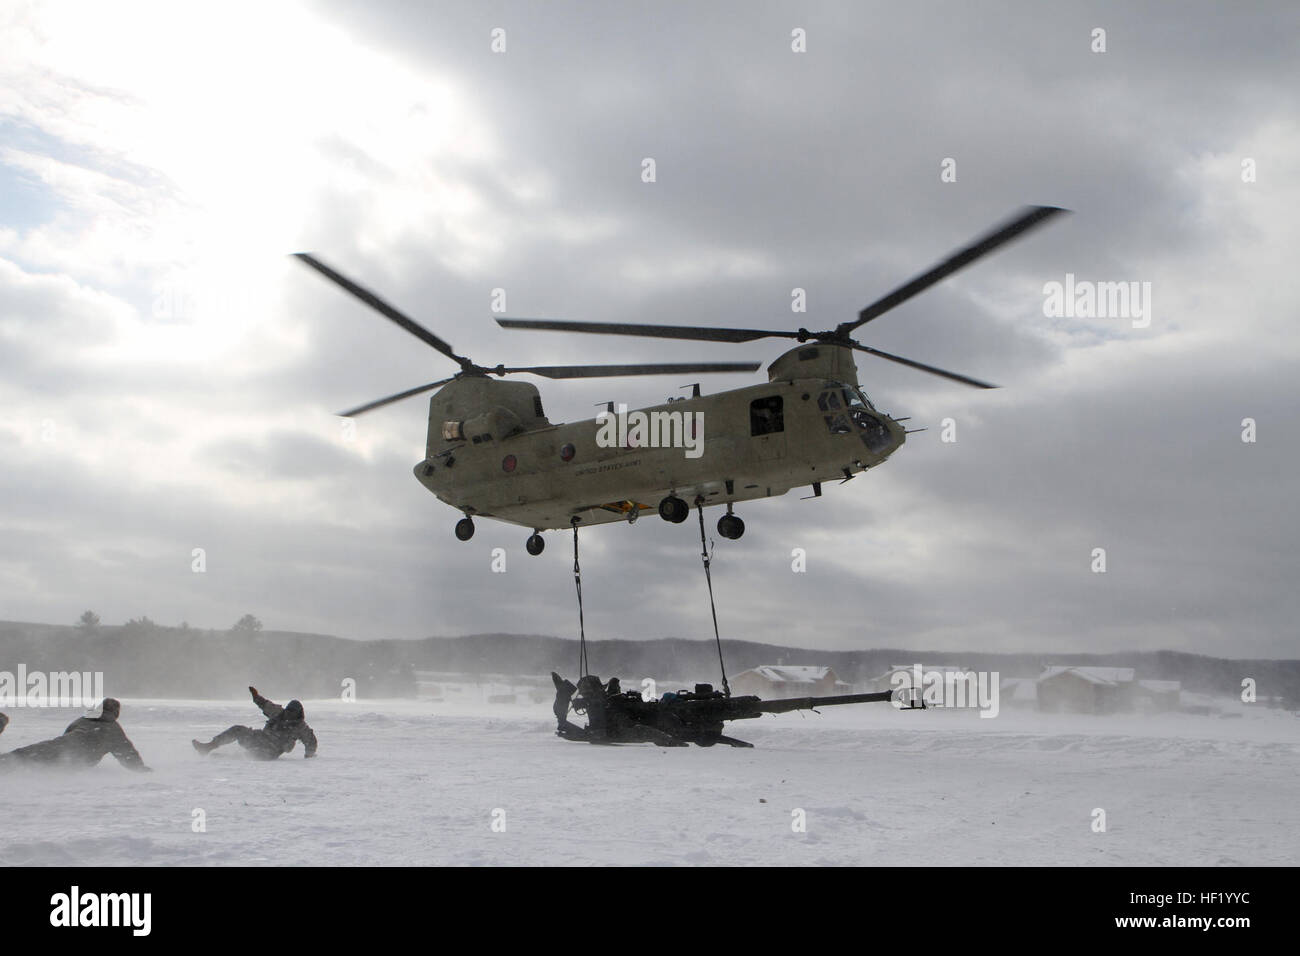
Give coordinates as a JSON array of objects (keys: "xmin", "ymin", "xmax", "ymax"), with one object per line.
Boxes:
[{"xmin": 411, "ymin": 344, "xmax": 906, "ymax": 531}]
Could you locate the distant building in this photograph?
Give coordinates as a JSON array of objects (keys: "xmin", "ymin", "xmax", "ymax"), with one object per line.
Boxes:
[
  {"xmin": 730, "ymin": 665, "xmax": 844, "ymax": 699},
  {"xmin": 1137, "ymin": 679, "xmax": 1182, "ymax": 712},
  {"xmin": 1178, "ymin": 691, "xmax": 1218, "ymax": 716},
  {"xmin": 999, "ymin": 676, "xmax": 1039, "ymax": 709},
  {"xmin": 1037, "ymin": 666, "xmax": 1137, "ymax": 714}
]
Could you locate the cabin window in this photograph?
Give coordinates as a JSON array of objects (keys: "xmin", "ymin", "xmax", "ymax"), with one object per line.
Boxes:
[
  {"xmin": 442, "ymin": 421, "xmax": 464, "ymax": 441},
  {"xmin": 750, "ymin": 396, "xmax": 784, "ymax": 436}
]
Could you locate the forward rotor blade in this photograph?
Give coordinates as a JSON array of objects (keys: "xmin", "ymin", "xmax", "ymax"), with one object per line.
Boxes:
[
  {"xmin": 337, "ymin": 377, "xmax": 456, "ymax": 417},
  {"xmin": 848, "ymin": 342, "xmax": 997, "ymax": 389},
  {"xmin": 500, "ymin": 362, "xmax": 761, "ymax": 379},
  {"xmin": 497, "ymin": 317, "xmax": 797, "ymax": 344},
  {"xmin": 295, "ymin": 253, "xmax": 471, "ymax": 368},
  {"xmin": 841, "ymin": 205, "xmax": 1069, "ymax": 334}
]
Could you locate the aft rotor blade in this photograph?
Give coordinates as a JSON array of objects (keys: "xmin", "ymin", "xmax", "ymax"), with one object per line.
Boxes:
[
  {"xmin": 841, "ymin": 205, "xmax": 1069, "ymax": 334},
  {"xmin": 500, "ymin": 362, "xmax": 761, "ymax": 378},
  {"xmin": 295, "ymin": 253, "xmax": 472, "ymax": 369},
  {"xmin": 337, "ymin": 377, "xmax": 456, "ymax": 417},
  {"xmin": 848, "ymin": 342, "xmax": 997, "ymax": 389},
  {"xmin": 497, "ymin": 317, "xmax": 797, "ymax": 344}
]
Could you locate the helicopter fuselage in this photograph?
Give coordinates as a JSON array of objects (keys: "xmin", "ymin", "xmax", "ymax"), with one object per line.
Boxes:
[{"xmin": 413, "ymin": 343, "xmax": 906, "ymax": 532}]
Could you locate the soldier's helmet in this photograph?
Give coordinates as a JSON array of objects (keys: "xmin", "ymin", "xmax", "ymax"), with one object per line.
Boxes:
[
  {"xmin": 99, "ymin": 698, "xmax": 121, "ymax": 721},
  {"xmin": 284, "ymin": 700, "xmax": 304, "ymax": 720}
]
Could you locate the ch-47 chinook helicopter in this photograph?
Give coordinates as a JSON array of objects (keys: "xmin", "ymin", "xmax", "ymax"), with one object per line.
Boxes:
[{"xmin": 296, "ymin": 205, "xmax": 1065, "ymax": 555}]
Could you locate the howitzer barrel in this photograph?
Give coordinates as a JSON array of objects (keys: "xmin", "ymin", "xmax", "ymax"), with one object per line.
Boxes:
[{"xmin": 756, "ymin": 690, "xmax": 896, "ymax": 714}]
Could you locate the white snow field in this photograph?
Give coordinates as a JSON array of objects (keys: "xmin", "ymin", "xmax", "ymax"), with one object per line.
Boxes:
[{"xmin": 0, "ymin": 696, "xmax": 1296, "ymax": 866}]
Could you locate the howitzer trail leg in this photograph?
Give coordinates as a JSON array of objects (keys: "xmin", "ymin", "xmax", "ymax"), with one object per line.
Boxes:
[{"xmin": 630, "ymin": 726, "xmax": 689, "ymax": 748}]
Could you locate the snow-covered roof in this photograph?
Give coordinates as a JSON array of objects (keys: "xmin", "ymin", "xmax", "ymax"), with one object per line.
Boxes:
[
  {"xmin": 1039, "ymin": 666, "xmax": 1136, "ymax": 686},
  {"xmin": 745, "ymin": 665, "xmax": 834, "ymax": 684}
]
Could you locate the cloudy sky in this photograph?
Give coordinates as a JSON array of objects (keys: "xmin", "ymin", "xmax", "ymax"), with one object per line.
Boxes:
[{"xmin": 1, "ymin": 1, "xmax": 1296, "ymax": 657}]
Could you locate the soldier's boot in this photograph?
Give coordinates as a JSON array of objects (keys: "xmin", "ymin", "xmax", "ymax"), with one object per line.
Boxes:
[
  {"xmin": 714, "ymin": 734, "xmax": 755, "ymax": 748},
  {"xmin": 192, "ymin": 738, "xmax": 216, "ymax": 754}
]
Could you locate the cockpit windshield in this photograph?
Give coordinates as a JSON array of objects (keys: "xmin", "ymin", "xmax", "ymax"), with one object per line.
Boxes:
[
  {"xmin": 817, "ymin": 382, "xmax": 874, "ymax": 412},
  {"xmin": 817, "ymin": 382, "xmax": 892, "ymax": 452}
]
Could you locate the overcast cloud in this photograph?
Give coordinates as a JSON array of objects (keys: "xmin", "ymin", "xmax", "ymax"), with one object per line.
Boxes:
[{"xmin": 1, "ymin": 0, "xmax": 1297, "ymax": 656}]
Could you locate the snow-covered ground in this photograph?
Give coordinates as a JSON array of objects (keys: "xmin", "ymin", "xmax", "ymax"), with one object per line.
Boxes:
[{"xmin": 1, "ymin": 696, "xmax": 1296, "ymax": 866}]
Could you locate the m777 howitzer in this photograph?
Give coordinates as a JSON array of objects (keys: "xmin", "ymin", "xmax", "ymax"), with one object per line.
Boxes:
[{"xmin": 551, "ymin": 672, "xmax": 924, "ymax": 748}]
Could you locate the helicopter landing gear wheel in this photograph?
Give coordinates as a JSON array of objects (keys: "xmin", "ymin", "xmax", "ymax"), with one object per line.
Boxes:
[
  {"xmin": 455, "ymin": 517, "xmax": 475, "ymax": 541},
  {"xmin": 717, "ymin": 513, "xmax": 745, "ymax": 540},
  {"xmin": 658, "ymin": 495, "xmax": 690, "ymax": 524},
  {"xmin": 526, "ymin": 533, "xmax": 545, "ymax": 556}
]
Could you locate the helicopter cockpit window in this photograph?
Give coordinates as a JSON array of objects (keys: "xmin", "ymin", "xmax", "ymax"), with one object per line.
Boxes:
[
  {"xmin": 824, "ymin": 413, "xmax": 852, "ymax": 434},
  {"xmin": 818, "ymin": 382, "xmax": 876, "ymax": 413},
  {"xmin": 819, "ymin": 383, "xmax": 886, "ymax": 442},
  {"xmin": 857, "ymin": 410, "xmax": 892, "ymax": 452},
  {"xmin": 816, "ymin": 390, "xmax": 842, "ymax": 412},
  {"xmin": 842, "ymin": 387, "xmax": 877, "ymax": 412},
  {"xmin": 749, "ymin": 396, "xmax": 784, "ymax": 436}
]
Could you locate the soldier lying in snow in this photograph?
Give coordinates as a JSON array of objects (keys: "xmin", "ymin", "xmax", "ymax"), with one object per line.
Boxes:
[
  {"xmin": 192, "ymin": 686, "xmax": 318, "ymax": 760},
  {"xmin": 0, "ymin": 698, "xmax": 150, "ymax": 771}
]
